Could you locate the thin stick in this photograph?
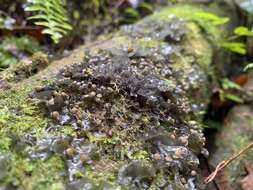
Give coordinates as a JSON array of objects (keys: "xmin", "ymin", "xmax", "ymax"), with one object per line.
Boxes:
[{"xmin": 205, "ymin": 141, "xmax": 253, "ymax": 184}]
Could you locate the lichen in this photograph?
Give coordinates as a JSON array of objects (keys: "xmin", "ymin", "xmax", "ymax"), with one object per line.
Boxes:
[
  {"xmin": 151, "ymin": 4, "xmax": 223, "ymax": 38},
  {"xmin": 26, "ymin": 44, "xmax": 206, "ymax": 189},
  {"xmin": 0, "ymin": 84, "xmax": 68, "ymax": 189},
  {"xmin": 0, "ymin": 3, "xmax": 226, "ymax": 190}
]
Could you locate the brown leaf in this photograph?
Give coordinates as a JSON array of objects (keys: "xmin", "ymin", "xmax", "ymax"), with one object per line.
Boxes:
[{"xmin": 234, "ymin": 74, "xmax": 248, "ymax": 86}]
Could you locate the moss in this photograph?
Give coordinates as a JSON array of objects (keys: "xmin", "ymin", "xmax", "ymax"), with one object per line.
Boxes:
[
  {"xmin": 4, "ymin": 155, "xmax": 65, "ymax": 190},
  {"xmin": 84, "ymin": 168, "xmax": 119, "ymax": 187},
  {"xmin": 0, "ymin": 3, "xmax": 230, "ymax": 189},
  {"xmin": 0, "ymin": 84, "xmax": 48, "ymax": 133},
  {"xmin": 184, "ymin": 22, "xmax": 213, "ymax": 69},
  {"xmin": 2, "ymin": 52, "xmax": 49, "ymax": 82},
  {"xmin": 152, "ymin": 4, "xmax": 225, "ymax": 42},
  {"xmin": 0, "ymin": 84, "xmax": 69, "ymax": 189},
  {"xmin": 137, "ymin": 38, "xmax": 164, "ymax": 48},
  {"xmin": 156, "ymin": 5, "xmax": 224, "ymax": 111},
  {"xmin": 0, "ymin": 85, "xmax": 46, "ymax": 139},
  {"xmin": 129, "ymin": 150, "xmax": 149, "ymax": 160}
]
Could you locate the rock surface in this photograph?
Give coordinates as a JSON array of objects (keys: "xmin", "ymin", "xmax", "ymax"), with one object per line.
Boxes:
[{"xmin": 0, "ymin": 3, "xmax": 232, "ymax": 190}]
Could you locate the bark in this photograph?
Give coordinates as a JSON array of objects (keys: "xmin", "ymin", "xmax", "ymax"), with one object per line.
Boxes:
[{"xmin": 0, "ymin": 2, "xmax": 236, "ymax": 190}]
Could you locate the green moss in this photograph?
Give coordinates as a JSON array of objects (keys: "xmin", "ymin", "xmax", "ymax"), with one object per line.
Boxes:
[
  {"xmin": 0, "ymin": 85, "xmax": 47, "ymax": 139},
  {"xmin": 151, "ymin": 4, "xmax": 202, "ymax": 20},
  {"xmin": 137, "ymin": 38, "xmax": 164, "ymax": 48},
  {"xmin": 85, "ymin": 169, "xmax": 119, "ymax": 187},
  {"xmin": 184, "ymin": 22, "xmax": 213, "ymax": 68},
  {"xmin": 0, "ymin": 3, "xmax": 230, "ymax": 189},
  {"xmin": 4, "ymin": 155, "xmax": 65, "ymax": 190},
  {"xmin": 0, "ymin": 84, "xmax": 69, "ymax": 189},
  {"xmin": 152, "ymin": 4, "xmax": 225, "ymax": 42},
  {"xmin": 2, "ymin": 52, "xmax": 49, "ymax": 82},
  {"xmin": 111, "ymin": 35, "xmax": 130, "ymax": 47}
]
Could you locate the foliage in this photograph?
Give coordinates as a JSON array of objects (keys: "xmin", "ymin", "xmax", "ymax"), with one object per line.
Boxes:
[
  {"xmin": 234, "ymin": 26, "xmax": 253, "ymax": 36},
  {"xmin": 244, "ymin": 63, "xmax": 253, "ymax": 71},
  {"xmin": 25, "ymin": 0, "xmax": 72, "ymax": 43},
  {"xmin": 193, "ymin": 11, "xmax": 251, "ymax": 55},
  {"xmin": 220, "ymin": 26, "xmax": 253, "ymax": 55},
  {"xmin": 221, "ymin": 78, "xmax": 242, "ymax": 90},
  {"xmin": 194, "ymin": 12, "xmax": 229, "ymax": 26},
  {"xmin": 219, "ymin": 79, "xmax": 243, "ymax": 103},
  {"xmin": 0, "ymin": 51, "xmax": 16, "ymax": 69},
  {"xmin": 192, "ymin": 11, "xmax": 229, "ymax": 42},
  {"xmin": 122, "ymin": 7, "xmax": 140, "ymax": 23},
  {"xmin": 220, "ymin": 42, "xmax": 246, "ymax": 55},
  {"xmin": 194, "ymin": 11, "xmax": 253, "ymax": 55},
  {"xmin": 121, "ymin": 2, "xmax": 153, "ymax": 23},
  {"xmin": 0, "ymin": 36, "xmax": 41, "ymax": 69}
]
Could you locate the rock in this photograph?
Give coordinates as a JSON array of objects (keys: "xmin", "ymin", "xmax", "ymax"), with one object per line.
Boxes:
[
  {"xmin": 118, "ymin": 160, "xmax": 155, "ymax": 187},
  {"xmin": 0, "ymin": 2, "xmax": 234, "ymax": 189}
]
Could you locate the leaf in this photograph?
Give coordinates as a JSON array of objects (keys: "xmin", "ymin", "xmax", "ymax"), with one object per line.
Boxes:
[
  {"xmin": 220, "ymin": 42, "xmax": 247, "ymax": 55},
  {"xmin": 225, "ymin": 93, "xmax": 243, "ymax": 103},
  {"xmin": 25, "ymin": 0, "xmax": 72, "ymax": 44},
  {"xmin": 124, "ymin": 8, "xmax": 140, "ymax": 18},
  {"xmin": 234, "ymin": 26, "xmax": 253, "ymax": 36},
  {"xmin": 221, "ymin": 78, "xmax": 242, "ymax": 90},
  {"xmin": 139, "ymin": 2, "xmax": 153, "ymax": 12},
  {"xmin": 0, "ymin": 51, "xmax": 17, "ymax": 68},
  {"xmin": 244, "ymin": 63, "xmax": 253, "ymax": 72},
  {"xmin": 25, "ymin": 5, "xmax": 46, "ymax": 12},
  {"xmin": 194, "ymin": 12, "xmax": 229, "ymax": 25}
]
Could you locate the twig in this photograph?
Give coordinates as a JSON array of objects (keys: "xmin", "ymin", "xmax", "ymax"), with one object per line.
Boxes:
[{"xmin": 205, "ymin": 141, "xmax": 253, "ymax": 184}]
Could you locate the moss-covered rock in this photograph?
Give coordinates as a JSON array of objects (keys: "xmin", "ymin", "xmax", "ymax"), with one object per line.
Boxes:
[{"xmin": 0, "ymin": 3, "xmax": 230, "ymax": 190}]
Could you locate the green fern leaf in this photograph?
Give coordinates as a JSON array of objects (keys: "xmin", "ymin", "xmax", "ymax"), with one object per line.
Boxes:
[{"xmin": 25, "ymin": 0, "xmax": 72, "ymax": 43}]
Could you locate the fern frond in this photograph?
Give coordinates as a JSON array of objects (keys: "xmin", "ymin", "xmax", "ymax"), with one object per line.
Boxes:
[{"xmin": 25, "ymin": 0, "xmax": 72, "ymax": 43}]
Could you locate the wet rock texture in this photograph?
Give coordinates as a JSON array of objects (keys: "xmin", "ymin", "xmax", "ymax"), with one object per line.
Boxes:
[
  {"xmin": 27, "ymin": 15, "xmax": 211, "ymax": 189},
  {"xmin": 0, "ymin": 4, "xmax": 224, "ymax": 190}
]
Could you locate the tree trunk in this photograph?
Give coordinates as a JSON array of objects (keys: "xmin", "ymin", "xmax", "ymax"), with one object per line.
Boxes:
[{"xmin": 0, "ymin": 2, "xmax": 236, "ymax": 190}]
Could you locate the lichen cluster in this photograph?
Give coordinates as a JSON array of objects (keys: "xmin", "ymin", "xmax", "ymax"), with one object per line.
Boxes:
[{"xmin": 27, "ymin": 15, "xmax": 210, "ymax": 189}]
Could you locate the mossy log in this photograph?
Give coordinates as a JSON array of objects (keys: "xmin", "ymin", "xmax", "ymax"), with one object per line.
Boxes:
[{"xmin": 0, "ymin": 3, "xmax": 235, "ymax": 190}]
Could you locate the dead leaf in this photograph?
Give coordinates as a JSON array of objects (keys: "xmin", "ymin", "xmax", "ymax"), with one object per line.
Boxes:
[{"xmin": 234, "ymin": 74, "xmax": 248, "ymax": 86}]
